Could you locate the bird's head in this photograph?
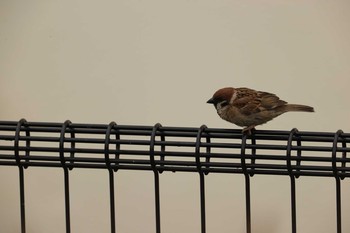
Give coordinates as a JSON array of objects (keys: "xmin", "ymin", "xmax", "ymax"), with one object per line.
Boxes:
[{"xmin": 207, "ymin": 87, "xmax": 236, "ymax": 110}]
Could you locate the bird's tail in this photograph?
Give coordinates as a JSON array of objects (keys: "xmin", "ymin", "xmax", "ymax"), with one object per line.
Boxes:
[{"xmin": 284, "ymin": 104, "xmax": 315, "ymax": 113}]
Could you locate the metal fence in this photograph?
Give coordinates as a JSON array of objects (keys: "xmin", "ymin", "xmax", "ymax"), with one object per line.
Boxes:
[{"xmin": 0, "ymin": 119, "xmax": 349, "ymax": 233}]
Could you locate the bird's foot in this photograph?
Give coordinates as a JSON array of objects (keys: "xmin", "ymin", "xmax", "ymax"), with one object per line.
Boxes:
[{"xmin": 242, "ymin": 126, "xmax": 256, "ymax": 135}]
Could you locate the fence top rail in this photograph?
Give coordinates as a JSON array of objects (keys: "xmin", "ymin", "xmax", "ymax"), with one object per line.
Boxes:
[{"xmin": 0, "ymin": 119, "xmax": 348, "ymax": 178}]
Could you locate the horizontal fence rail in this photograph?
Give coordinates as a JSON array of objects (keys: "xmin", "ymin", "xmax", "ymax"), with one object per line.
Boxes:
[
  {"xmin": 0, "ymin": 119, "xmax": 349, "ymax": 233},
  {"xmin": 0, "ymin": 120, "xmax": 349, "ymax": 177}
]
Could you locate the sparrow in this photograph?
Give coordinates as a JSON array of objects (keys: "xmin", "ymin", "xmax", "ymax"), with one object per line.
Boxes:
[{"xmin": 207, "ymin": 87, "xmax": 314, "ymax": 133}]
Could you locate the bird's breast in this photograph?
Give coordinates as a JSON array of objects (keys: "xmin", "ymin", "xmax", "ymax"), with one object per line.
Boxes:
[{"xmin": 217, "ymin": 106, "xmax": 246, "ymax": 126}]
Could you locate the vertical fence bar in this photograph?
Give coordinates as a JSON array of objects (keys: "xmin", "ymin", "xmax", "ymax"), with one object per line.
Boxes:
[
  {"xmin": 18, "ymin": 168, "xmax": 26, "ymax": 233},
  {"xmin": 244, "ymin": 175, "xmax": 251, "ymax": 233},
  {"xmin": 290, "ymin": 178, "xmax": 296, "ymax": 233},
  {"xmin": 287, "ymin": 128, "xmax": 299, "ymax": 233},
  {"xmin": 332, "ymin": 130, "xmax": 343, "ymax": 233},
  {"xmin": 150, "ymin": 123, "xmax": 162, "ymax": 233},
  {"xmin": 335, "ymin": 178, "xmax": 341, "ymax": 233},
  {"xmin": 153, "ymin": 173, "xmax": 161, "ymax": 233},
  {"xmin": 199, "ymin": 173, "xmax": 206, "ymax": 233},
  {"xmin": 195, "ymin": 125, "xmax": 208, "ymax": 233},
  {"xmin": 108, "ymin": 170, "xmax": 116, "ymax": 233},
  {"xmin": 63, "ymin": 169, "xmax": 71, "ymax": 233},
  {"xmin": 59, "ymin": 120, "xmax": 73, "ymax": 233},
  {"xmin": 14, "ymin": 119, "xmax": 28, "ymax": 233},
  {"xmin": 105, "ymin": 122, "xmax": 118, "ymax": 233},
  {"xmin": 241, "ymin": 133, "xmax": 251, "ymax": 233}
]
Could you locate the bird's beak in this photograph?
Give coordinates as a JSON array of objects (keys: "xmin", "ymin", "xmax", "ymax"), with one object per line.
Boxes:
[{"xmin": 206, "ymin": 98, "xmax": 214, "ymax": 104}]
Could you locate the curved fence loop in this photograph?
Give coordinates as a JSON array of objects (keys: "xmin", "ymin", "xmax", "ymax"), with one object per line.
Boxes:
[
  {"xmin": 105, "ymin": 122, "xmax": 117, "ymax": 170},
  {"xmin": 295, "ymin": 131, "xmax": 302, "ymax": 179},
  {"xmin": 59, "ymin": 120, "xmax": 73, "ymax": 169},
  {"xmin": 340, "ymin": 133, "xmax": 347, "ymax": 180},
  {"xmin": 287, "ymin": 128, "xmax": 299, "ymax": 177},
  {"xmin": 14, "ymin": 119, "xmax": 28, "ymax": 168},
  {"xmin": 240, "ymin": 133, "xmax": 248, "ymax": 174},
  {"xmin": 204, "ymin": 128, "xmax": 211, "ymax": 175},
  {"xmin": 158, "ymin": 128, "xmax": 166, "ymax": 174},
  {"xmin": 195, "ymin": 125, "xmax": 207, "ymax": 173},
  {"xmin": 113, "ymin": 123, "xmax": 121, "ymax": 172},
  {"xmin": 68, "ymin": 126, "xmax": 75, "ymax": 171},
  {"xmin": 332, "ymin": 130, "xmax": 344, "ymax": 178},
  {"xmin": 249, "ymin": 133, "xmax": 256, "ymax": 177},
  {"xmin": 150, "ymin": 123, "xmax": 162, "ymax": 172}
]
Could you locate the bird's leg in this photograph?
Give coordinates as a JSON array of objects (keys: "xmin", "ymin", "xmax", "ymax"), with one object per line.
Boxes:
[{"xmin": 242, "ymin": 125, "xmax": 256, "ymax": 135}]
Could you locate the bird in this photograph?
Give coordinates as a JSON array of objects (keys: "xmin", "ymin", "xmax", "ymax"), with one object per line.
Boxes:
[{"xmin": 207, "ymin": 87, "xmax": 314, "ymax": 134}]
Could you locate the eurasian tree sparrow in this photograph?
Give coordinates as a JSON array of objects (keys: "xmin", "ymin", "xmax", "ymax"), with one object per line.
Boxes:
[{"xmin": 207, "ymin": 87, "xmax": 314, "ymax": 133}]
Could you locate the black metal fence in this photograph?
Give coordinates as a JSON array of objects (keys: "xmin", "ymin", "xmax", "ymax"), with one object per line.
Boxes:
[{"xmin": 0, "ymin": 119, "xmax": 349, "ymax": 233}]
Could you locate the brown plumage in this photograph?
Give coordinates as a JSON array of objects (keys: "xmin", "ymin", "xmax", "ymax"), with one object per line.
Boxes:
[{"xmin": 207, "ymin": 87, "xmax": 314, "ymax": 133}]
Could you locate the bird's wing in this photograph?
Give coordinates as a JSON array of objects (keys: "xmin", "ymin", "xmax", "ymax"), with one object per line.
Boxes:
[{"xmin": 233, "ymin": 88, "xmax": 287, "ymax": 115}]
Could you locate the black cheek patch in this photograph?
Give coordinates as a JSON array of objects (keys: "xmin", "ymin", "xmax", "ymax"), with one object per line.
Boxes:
[{"xmin": 220, "ymin": 101, "xmax": 229, "ymax": 108}]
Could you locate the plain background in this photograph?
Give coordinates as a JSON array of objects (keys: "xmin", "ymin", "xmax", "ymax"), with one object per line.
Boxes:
[{"xmin": 1, "ymin": 0, "xmax": 350, "ymax": 232}]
